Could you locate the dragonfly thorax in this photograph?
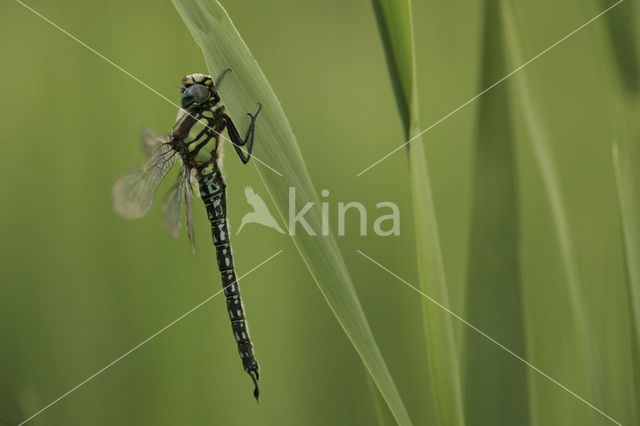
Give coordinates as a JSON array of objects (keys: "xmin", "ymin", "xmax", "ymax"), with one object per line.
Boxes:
[{"xmin": 171, "ymin": 106, "xmax": 225, "ymax": 169}]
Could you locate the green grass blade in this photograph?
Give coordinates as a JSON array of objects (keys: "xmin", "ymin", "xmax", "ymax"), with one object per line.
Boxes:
[
  {"xmin": 366, "ymin": 374, "xmax": 396, "ymax": 426},
  {"xmin": 409, "ymin": 150, "xmax": 465, "ymax": 426},
  {"xmin": 462, "ymin": 1, "xmax": 529, "ymax": 424},
  {"xmin": 601, "ymin": 2, "xmax": 640, "ymax": 420},
  {"xmin": 598, "ymin": 1, "xmax": 640, "ymax": 357},
  {"xmin": 501, "ymin": 0, "xmax": 607, "ymax": 416},
  {"xmin": 171, "ymin": 1, "xmax": 412, "ymax": 424},
  {"xmin": 370, "ymin": 0, "xmax": 416, "ymax": 137},
  {"xmin": 600, "ymin": 0, "xmax": 639, "ymax": 95},
  {"xmin": 612, "ymin": 142, "xmax": 640, "ymax": 424},
  {"xmin": 371, "ymin": 0, "xmax": 465, "ymax": 424}
]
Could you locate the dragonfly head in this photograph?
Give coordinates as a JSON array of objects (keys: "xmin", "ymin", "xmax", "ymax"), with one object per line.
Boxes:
[
  {"xmin": 180, "ymin": 73, "xmax": 219, "ymax": 110},
  {"xmin": 181, "ymin": 84, "xmax": 212, "ymax": 109}
]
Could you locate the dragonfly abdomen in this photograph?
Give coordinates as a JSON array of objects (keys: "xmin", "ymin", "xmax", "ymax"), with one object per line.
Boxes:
[{"xmin": 197, "ymin": 168, "xmax": 260, "ymax": 400}]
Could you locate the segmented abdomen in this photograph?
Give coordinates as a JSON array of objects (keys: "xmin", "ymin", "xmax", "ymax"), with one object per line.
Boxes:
[{"xmin": 198, "ymin": 167, "xmax": 260, "ymax": 398}]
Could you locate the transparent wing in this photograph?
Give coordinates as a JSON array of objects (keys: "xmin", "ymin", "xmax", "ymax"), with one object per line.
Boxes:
[
  {"xmin": 162, "ymin": 167, "xmax": 187, "ymax": 238},
  {"xmin": 141, "ymin": 126, "xmax": 169, "ymax": 159},
  {"xmin": 185, "ymin": 175, "xmax": 196, "ymax": 254},
  {"xmin": 113, "ymin": 143, "xmax": 177, "ymax": 219}
]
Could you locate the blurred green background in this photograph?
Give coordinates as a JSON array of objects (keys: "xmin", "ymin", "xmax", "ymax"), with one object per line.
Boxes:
[{"xmin": 1, "ymin": 0, "xmax": 638, "ymax": 425}]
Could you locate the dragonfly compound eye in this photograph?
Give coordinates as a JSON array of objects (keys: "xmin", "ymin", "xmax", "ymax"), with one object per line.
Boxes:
[{"xmin": 181, "ymin": 84, "xmax": 211, "ymax": 109}]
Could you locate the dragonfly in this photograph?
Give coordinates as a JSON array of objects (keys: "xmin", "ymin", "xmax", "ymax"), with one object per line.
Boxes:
[{"xmin": 112, "ymin": 70, "xmax": 263, "ymax": 401}]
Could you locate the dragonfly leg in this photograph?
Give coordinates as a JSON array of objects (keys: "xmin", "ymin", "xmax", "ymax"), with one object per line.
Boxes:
[
  {"xmin": 190, "ymin": 116, "xmax": 218, "ymax": 157},
  {"xmin": 224, "ymin": 103, "xmax": 262, "ymax": 164},
  {"xmin": 213, "ymin": 68, "xmax": 232, "ymax": 93}
]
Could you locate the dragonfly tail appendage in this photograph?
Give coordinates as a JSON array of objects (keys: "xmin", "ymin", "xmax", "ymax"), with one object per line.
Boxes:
[{"xmin": 198, "ymin": 168, "xmax": 261, "ymax": 402}]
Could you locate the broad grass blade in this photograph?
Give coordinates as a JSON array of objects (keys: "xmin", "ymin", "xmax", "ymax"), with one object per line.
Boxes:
[
  {"xmin": 371, "ymin": 0, "xmax": 465, "ymax": 424},
  {"xmin": 463, "ymin": 1, "xmax": 529, "ymax": 423},
  {"xmin": 501, "ymin": 1, "xmax": 607, "ymax": 420}
]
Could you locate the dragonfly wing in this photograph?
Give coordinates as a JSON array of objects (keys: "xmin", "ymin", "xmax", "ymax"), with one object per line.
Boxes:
[
  {"xmin": 162, "ymin": 167, "xmax": 186, "ymax": 238},
  {"xmin": 185, "ymin": 177, "xmax": 196, "ymax": 254},
  {"xmin": 141, "ymin": 127, "xmax": 170, "ymax": 159},
  {"xmin": 113, "ymin": 143, "xmax": 176, "ymax": 219}
]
